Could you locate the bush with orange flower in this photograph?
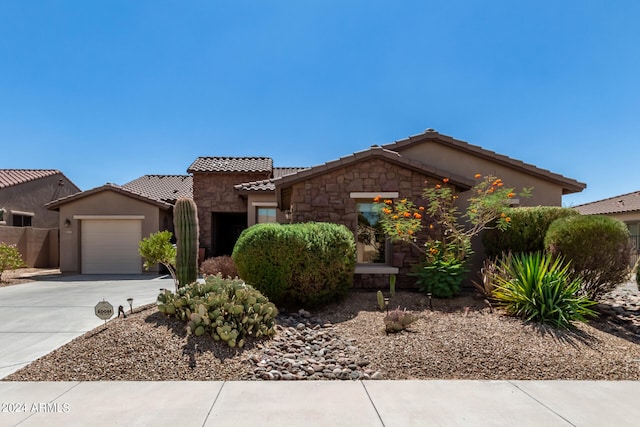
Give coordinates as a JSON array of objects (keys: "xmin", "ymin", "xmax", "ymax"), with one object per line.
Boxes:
[{"xmin": 374, "ymin": 175, "xmax": 531, "ymax": 297}]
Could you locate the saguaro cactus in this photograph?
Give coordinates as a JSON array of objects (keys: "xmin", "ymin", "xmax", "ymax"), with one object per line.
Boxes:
[{"xmin": 173, "ymin": 197, "xmax": 199, "ymax": 287}]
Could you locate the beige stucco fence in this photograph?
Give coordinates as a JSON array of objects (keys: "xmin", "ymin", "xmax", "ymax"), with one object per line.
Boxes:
[{"xmin": 0, "ymin": 226, "xmax": 59, "ymax": 268}]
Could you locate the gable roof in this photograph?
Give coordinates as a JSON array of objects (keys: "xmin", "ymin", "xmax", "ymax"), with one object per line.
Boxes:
[
  {"xmin": 0, "ymin": 169, "xmax": 69, "ymax": 189},
  {"xmin": 273, "ymin": 145, "xmax": 476, "ymax": 190},
  {"xmin": 46, "ymin": 183, "xmax": 173, "ymax": 210},
  {"xmin": 123, "ymin": 175, "xmax": 192, "ymax": 203},
  {"xmin": 574, "ymin": 190, "xmax": 640, "ymax": 215},
  {"xmin": 382, "ymin": 129, "xmax": 586, "ymax": 195},
  {"xmin": 187, "ymin": 157, "xmax": 273, "ymax": 173}
]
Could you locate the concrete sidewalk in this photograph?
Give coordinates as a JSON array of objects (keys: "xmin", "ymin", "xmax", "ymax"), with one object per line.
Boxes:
[{"xmin": 0, "ymin": 380, "xmax": 638, "ymax": 426}]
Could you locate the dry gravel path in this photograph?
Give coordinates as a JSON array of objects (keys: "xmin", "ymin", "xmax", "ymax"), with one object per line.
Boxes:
[{"xmin": 5, "ymin": 284, "xmax": 640, "ymax": 382}]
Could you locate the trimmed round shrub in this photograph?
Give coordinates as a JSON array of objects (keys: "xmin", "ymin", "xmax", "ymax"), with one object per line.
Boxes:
[
  {"xmin": 232, "ymin": 222, "xmax": 356, "ymax": 309},
  {"xmin": 544, "ymin": 215, "xmax": 631, "ymax": 299},
  {"xmin": 482, "ymin": 206, "xmax": 579, "ymax": 258}
]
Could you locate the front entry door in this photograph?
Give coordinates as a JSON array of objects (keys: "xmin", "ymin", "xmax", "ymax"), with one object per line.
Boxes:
[{"xmin": 211, "ymin": 212, "xmax": 247, "ymax": 256}]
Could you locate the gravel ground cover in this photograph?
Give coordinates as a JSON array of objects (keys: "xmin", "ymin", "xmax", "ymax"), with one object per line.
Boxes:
[{"xmin": 5, "ymin": 284, "xmax": 640, "ymax": 381}]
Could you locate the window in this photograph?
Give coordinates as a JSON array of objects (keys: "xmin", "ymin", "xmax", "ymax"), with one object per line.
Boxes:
[
  {"xmin": 257, "ymin": 207, "xmax": 277, "ymax": 224},
  {"xmin": 11, "ymin": 211, "xmax": 33, "ymax": 227},
  {"xmin": 356, "ymin": 202, "xmax": 387, "ymax": 263}
]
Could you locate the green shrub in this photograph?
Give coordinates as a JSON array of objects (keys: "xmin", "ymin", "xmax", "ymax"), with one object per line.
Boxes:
[
  {"xmin": 482, "ymin": 207, "xmax": 579, "ymax": 258},
  {"xmin": 0, "ymin": 243, "xmax": 26, "ymax": 282},
  {"xmin": 139, "ymin": 231, "xmax": 178, "ymax": 290},
  {"xmin": 492, "ymin": 252, "xmax": 596, "ymax": 329},
  {"xmin": 157, "ymin": 275, "xmax": 277, "ymax": 348},
  {"xmin": 200, "ymin": 256, "xmax": 238, "ymax": 279},
  {"xmin": 545, "ymin": 215, "xmax": 631, "ymax": 299},
  {"xmin": 410, "ymin": 240, "xmax": 467, "ymax": 298},
  {"xmin": 232, "ymin": 222, "xmax": 356, "ymax": 309}
]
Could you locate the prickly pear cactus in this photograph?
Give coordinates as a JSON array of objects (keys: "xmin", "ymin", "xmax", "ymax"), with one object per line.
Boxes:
[{"xmin": 173, "ymin": 198, "xmax": 199, "ymax": 287}]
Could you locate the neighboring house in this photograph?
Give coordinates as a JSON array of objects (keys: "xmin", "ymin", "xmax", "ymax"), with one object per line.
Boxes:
[
  {"xmin": 46, "ymin": 129, "xmax": 586, "ymax": 283},
  {"xmin": 0, "ymin": 169, "xmax": 80, "ymax": 268},
  {"xmin": 0, "ymin": 169, "xmax": 80, "ymax": 228},
  {"xmin": 574, "ymin": 190, "xmax": 640, "ymax": 263},
  {"xmin": 46, "ymin": 177, "xmax": 191, "ymax": 274}
]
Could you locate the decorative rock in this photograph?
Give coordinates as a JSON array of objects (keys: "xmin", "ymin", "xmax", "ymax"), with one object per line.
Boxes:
[{"xmin": 371, "ymin": 371, "xmax": 384, "ymax": 380}]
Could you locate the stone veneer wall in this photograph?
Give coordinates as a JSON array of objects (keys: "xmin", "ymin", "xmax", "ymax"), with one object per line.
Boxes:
[
  {"xmin": 192, "ymin": 172, "xmax": 271, "ymax": 255},
  {"xmin": 287, "ymin": 158, "xmax": 433, "ymax": 289}
]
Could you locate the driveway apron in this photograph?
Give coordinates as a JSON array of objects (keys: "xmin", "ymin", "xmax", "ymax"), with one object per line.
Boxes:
[{"xmin": 0, "ymin": 275, "xmax": 173, "ymax": 379}]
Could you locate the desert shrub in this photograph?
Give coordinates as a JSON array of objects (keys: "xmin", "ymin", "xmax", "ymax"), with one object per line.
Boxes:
[
  {"xmin": 232, "ymin": 222, "xmax": 356, "ymax": 309},
  {"xmin": 472, "ymin": 253, "xmax": 513, "ymax": 299},
  {"xmin": 634, "ymin": 257, "xmax": 640, "ymax": 291},
  {"xmin": 0, "ymin": 243, "xmax": 26, "ymax": 282},
  {"xmin": 156, "ymin": 275, "xmax": 277, "ymax": 348},
  {"xmin": 412, "ymin": 241, "xmax": 467, "ymax": 298},
  {"xmin": 200, "ymin": 256, "xmax": 238, "ymax": 279},
  {"xmin": 492, "ymin": 252, "xmax": 596, "ymax": 329},
  {"xmin": 545, "ymin": 215, "xmax": 631, "ymax": 299},
  {"xmin": 139, "ymin": 231, "xmax": 178, "ymax": 290},
  {"xmin": 482, "ymin": 206, "xmax": 579, "ymax": 258}
]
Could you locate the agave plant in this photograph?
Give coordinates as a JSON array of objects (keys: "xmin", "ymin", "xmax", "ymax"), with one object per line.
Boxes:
[{"xmin": 492, "ymin": 252, "xmax": 597, "ymax": 329}]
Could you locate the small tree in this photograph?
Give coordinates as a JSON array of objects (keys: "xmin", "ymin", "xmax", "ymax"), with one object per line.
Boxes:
[
  {"xmin": 139, "ymin": 231, "xmax": 178, "ymax": 291},
  {"xmin": 0, "ymin": 243, "xmax": 26, "ymax": 282},
  {"xmin": 375, "ymin": 175, "xmax": 531, "ymax": 297}
]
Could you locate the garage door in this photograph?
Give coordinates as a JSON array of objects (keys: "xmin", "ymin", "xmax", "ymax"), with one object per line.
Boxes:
[{"xmin": 81, "ymin": 219, "xmax": 142, "ymax": 274}]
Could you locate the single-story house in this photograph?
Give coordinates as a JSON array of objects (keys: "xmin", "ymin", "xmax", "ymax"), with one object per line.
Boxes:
[
  {"xmin": 0, "ymin": 169, "xmax": 80, "ymax": 267},
  {"xmin": 0, "ymin": 169, "xmax": 80, "ymax": 228},
  {"xmin": 48, "ymin": 130, "xmax": 586, "ymax": 285},
  {"xmin": 574, "ymin": 191, "xmax": 640, "ymax": 262}
]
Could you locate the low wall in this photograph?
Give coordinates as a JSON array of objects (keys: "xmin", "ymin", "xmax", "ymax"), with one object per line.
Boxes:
[{"xmin": 0, "ymin": 226, "xmax": 59, "ymax": 268}]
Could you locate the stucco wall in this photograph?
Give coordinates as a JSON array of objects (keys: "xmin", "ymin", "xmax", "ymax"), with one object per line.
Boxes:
[
  {"xmin": 56, "ymin": 190, "xmax": 163, "ymax": 273},
  {"xmin": 398, "ymin": 143, "xmax": 565, "ymax": 206},
  {"xmin": 0, "ymin": 174, "xmax": 80, "ymax": 228},
  {"xmin": 0, "ymin": 225, "xmax": 58, "ymax": 268}
]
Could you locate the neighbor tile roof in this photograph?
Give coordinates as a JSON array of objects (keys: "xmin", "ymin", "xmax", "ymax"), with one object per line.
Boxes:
[
  {"xmin": 123, "ymin": 175, "xmax": 193, "ymax": 203},
  {"xmin": 235, "ymin": 167, "xmax": 309, "ymax": 192},
  {"xmin": 0, "ymin": 169, "xmax": 62, "ymax": 189},
  {"xmin": 187, "ymin": 157, "xmax": 273, "ymax": 173},
  {"xmin": 574, "ymin": 191, "xmax": 640, "ymax": 215}
]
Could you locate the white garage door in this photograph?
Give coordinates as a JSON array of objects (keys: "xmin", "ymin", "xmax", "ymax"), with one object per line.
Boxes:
[{"xmin": 81, "ymin": 219, "xmax": 142, "ymax": 274}]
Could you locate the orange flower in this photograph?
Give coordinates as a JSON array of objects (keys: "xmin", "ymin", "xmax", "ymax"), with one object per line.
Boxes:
[
  {"xmin": 408, "ymin": 229, "xmax": 414, "ymax": 235},
  {"xmin": 507, "ymin": 192, "xmax": 515, "ymax": 198},
  {"xmin": 474, "ymin": 173, "xmax": 482, "ymax": 179},
  {"xmin": 429, "ymin": 224, "xmax": 434, "ymax": 229},
  {"xmin": 418, "ymin": 206, "xmax": 425, "ymax": 211},
  {"xmin": 382, "ymin": 208, "xmax": 392, "ymax": 214},
  {"xmin": 413, "ymin": 213, "xmax": 422, "ymax": 219},
  {"xmin": 373, "ymin": 196, "xmax": 381, "ymax": 203},
  {"xmin": 393, "ymin": 215, "xmax": 399, "ymax": 220},
  {"xmin": 500, "ymin": 212, "xmax": 506, "ymax": 218},
  {"xmin": 497, "ymin": 182, "xmax": 504, "ymax": 187},
  {"xmin": 435, "ymin": 184, "xmax": 441, "ymax": 189},
  {"xmin": 505, "ymin": 217, "xmax": 511, "ymax": 222},
  {"xmin": 384, "ymin": 199, "xmax": 393, "ymax": 205},
  {"xmin": 400, "ymin": 199, "xmax": 407, "ymax": 204},
  {"xmin": 442, "ymin": 178, "xmax": 449, "ymax": 183},
  {"xmin": 403, "ymin": 212, "xmax": 411, "ymax": 218}
]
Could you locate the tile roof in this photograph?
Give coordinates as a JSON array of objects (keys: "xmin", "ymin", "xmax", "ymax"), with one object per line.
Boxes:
[
  {"xmin": 382, "ymin": 129, "xmax": 586, "ymax": 194},
  {"xmin": 46, "ymin": 183, "xmax": 173, "ymax": 210},
  {"xmin": 574, "ymin": 190, "xmax": 640, "ymax": 215},
  {"xmin": 235, "ymin": 167, "xmax": 308, "ymax": 192},
  {"xmin": 123, "ymin": 175, "xmax": 192, "ymax": 203},
  {"xmin": 187, "ymin": 157, "xmax": 273, "ymax": 173},
  {"xmin": 0, "ymin": 169, "xmax": 62, "ymax": 189}
]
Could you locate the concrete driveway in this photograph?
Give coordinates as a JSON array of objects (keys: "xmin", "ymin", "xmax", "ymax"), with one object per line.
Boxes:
[{"xmin": 0, "ymin": 274, "xmax": 174, "ymax": 379}]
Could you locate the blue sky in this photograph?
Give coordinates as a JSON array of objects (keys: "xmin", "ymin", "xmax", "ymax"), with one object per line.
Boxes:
[{"xmin": 1, "ymin": 1, "xmax": 638, "ymax": 206}]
